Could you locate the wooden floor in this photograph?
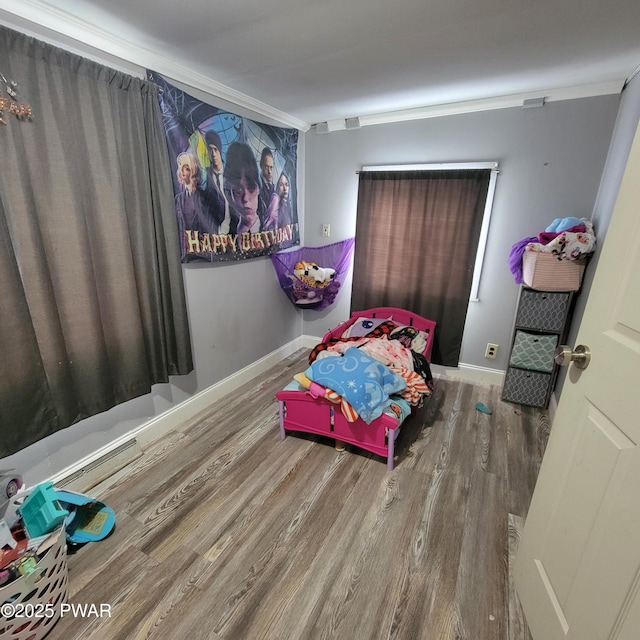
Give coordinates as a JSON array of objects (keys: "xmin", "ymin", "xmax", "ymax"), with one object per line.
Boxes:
[{"xmin": 46, "ymin": 349, "xmax": 549, "ymax": 640}]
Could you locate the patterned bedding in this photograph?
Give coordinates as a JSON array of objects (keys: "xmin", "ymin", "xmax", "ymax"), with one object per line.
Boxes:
[{"xmin": 301, "ymin": 319, "xmax": 434, "ymax": 425}]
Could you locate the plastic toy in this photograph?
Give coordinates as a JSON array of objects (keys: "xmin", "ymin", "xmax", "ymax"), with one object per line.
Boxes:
[
  {"xmin": 17, "ymin": 482, "xmax": 68, "ymax": 538},
  {"xmin": 0, "ymin": 469, "xmax": 23, "ymax": 518},
  {"xmin": 55, "ymin": 489, "xmax": 115, "ymax": 544},
  {"xmin": 0, "ymin": 521, "xmax": 28, "ymax": 568},
  {"xmin": 475, "ymin": 402, "xmax": 492, "ymax": 415}
]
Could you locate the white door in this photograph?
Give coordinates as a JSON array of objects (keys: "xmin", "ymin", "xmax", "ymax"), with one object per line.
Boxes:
[{"xmin": 514, "ymin": 118, "xmax": 640, "ymax": 639}]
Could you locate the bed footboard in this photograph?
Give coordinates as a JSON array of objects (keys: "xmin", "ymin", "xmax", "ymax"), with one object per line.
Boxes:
[
  {"xmin": 276, "ymin": 390, "xmax": 333, "ymax": 439},
  {"xmin": 276, "ymin": 389, "xmax": 400, "ymax": 470}
]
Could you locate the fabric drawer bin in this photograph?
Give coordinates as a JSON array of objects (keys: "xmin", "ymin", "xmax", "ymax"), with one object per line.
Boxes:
[
  {"xmin": 509, "ymin": 331, "xmax": 558, "ymax": 372},
  {"xmin": 522, "ymin": 252, "xmax": 586, "ymax": 292},
  {"xmin": 502, "ymin": 367, "xmax": 552, "ymax": 408},
  {"xmin": 516, "ymin": 289, "xmax": 571, "ymax": 332}
]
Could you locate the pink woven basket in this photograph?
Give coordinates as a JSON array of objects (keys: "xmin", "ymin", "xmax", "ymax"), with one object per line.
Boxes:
[{"xmin": 522, "ymin": 252, "xmax": 586, "ymax": 291}]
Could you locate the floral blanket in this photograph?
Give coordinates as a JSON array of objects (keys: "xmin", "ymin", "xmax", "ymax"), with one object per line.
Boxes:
[{"xmin": 526, "ymin": 220, "xmax": 596, "ymax": 260}]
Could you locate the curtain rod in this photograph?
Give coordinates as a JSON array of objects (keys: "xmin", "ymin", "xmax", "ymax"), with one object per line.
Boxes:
[{"xmin": 357, "ymin": 161, "xmax": 499, "ymax": 173}]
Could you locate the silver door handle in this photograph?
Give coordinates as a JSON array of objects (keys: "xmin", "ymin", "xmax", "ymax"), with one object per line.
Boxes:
[{"xmin": 555, "ymin": 344, "xmax": 591, "ymax": 370}]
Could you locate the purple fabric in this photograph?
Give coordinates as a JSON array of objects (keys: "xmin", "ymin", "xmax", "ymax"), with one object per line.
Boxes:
[
  {"xmin": 509, "ymin": 236, "xmax": 537, "ymax": 284},
  {"xmin": 538, "ymin": 224, "xmax": 586, "ymax": 245},
  {"xmin": 271, "ymin": 238, "xmax": 355, "ymax": 311}
]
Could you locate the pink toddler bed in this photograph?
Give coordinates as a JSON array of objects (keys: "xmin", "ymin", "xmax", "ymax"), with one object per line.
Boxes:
[{"xmin": 275, "ymin": 307, "xmax": 436, "ymax": 470}]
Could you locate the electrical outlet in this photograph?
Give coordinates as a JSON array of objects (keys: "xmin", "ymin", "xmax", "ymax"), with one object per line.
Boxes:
[
  {"xmin": 485, "ymin": 343, "xmax": 498, "ymax": 359},
  {"xmin": 322, "ymin": 223, "xmax": 330, "ymax": 237}
]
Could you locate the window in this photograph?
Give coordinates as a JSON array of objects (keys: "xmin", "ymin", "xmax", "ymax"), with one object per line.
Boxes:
[{"xmin": 351, "ymin": 163, "xmax": 498, "ymax": 366}]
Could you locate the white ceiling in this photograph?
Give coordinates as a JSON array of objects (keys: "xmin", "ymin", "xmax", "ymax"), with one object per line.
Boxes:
[{"xmin": 2, "ymin": 0, "xmax": 640, "ymax": 130}]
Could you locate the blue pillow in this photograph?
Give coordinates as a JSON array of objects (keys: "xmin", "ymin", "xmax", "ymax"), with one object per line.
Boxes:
[{"xmin": 305, "ymin": 347, "xmax": 406, "ymax": 424}]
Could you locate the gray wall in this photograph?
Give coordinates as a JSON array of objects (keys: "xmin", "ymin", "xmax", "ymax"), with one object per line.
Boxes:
[
  {"xmin": 556, "ymin": 73, "xmax": 640, "ymax": 396},
  {"xmin": 302, "ymin": 97, "xmax": 620, "ymax": 372}
]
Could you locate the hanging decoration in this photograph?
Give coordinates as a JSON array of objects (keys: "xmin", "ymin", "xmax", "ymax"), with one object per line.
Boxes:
[
  {"xmin": 148, "ymin": 71, "xmax": 299, "ymax": 263},
  {"xmin": 271, "ymin": 238, "xmax": 355, "ymax": 311},
  {"xmin": 0, "ymin": 71, "xmax": 32, "ymax": 125}
]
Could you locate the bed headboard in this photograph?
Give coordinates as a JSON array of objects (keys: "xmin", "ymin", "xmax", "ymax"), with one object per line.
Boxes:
[
  {"xmin": 350, "ymin": 307, "xmax": 432, "ymax": 331},
  {"xmin": 321, "ymin": 306, "xmax": 436, "ymax": 362}
]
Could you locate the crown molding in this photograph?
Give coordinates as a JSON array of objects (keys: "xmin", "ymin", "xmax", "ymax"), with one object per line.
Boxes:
[
  {"xmin": 312, "ymin": 79, "xmax": 625, "ymax": 132},
  {"xmin": 355, "ymin": 80, "xmax": 625, "ymax": 128},
  {"xmin": 0, "ymin": 0, "xmax": 310, "ymax": 131}
]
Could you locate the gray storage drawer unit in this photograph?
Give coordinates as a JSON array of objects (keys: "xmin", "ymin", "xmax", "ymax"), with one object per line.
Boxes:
[{"xmin": 502, "ymin": 287, "xmax": 574, "ymax": 409}]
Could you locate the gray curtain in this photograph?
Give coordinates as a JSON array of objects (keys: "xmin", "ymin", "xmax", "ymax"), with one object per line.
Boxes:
[
  {"xmin": 351, "ymin": 169, "xmax": 490, "ymax": 367},
  {"xmin": 0, "ymin": 26, "xmax": 193, "ymax": 457}
]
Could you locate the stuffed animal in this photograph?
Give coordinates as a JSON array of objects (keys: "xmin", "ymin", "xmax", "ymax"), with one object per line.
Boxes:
[
  {"xmin": 293, "ymin": 260, "xmax": 336, "ymax": 289},
  {"xmin": 289, "ymin": 260, "xmax": 337, "ymax": 305}
]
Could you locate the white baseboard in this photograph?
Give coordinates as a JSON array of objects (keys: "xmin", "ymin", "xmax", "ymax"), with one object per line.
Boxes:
[
  {"xmin": 303, "ymin": 335, "xmax": 323, "ymax": 349},
  {"xmin": 48, "ymin": 336, "xmax": 305, "ymax": 490},
  {"xmin": 133, "ymin": 335, "xmax": 305, "ymax": 449},
  {"xmin": 431, "ymin": 362, "xmax": 505, "ymax": 386}
]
